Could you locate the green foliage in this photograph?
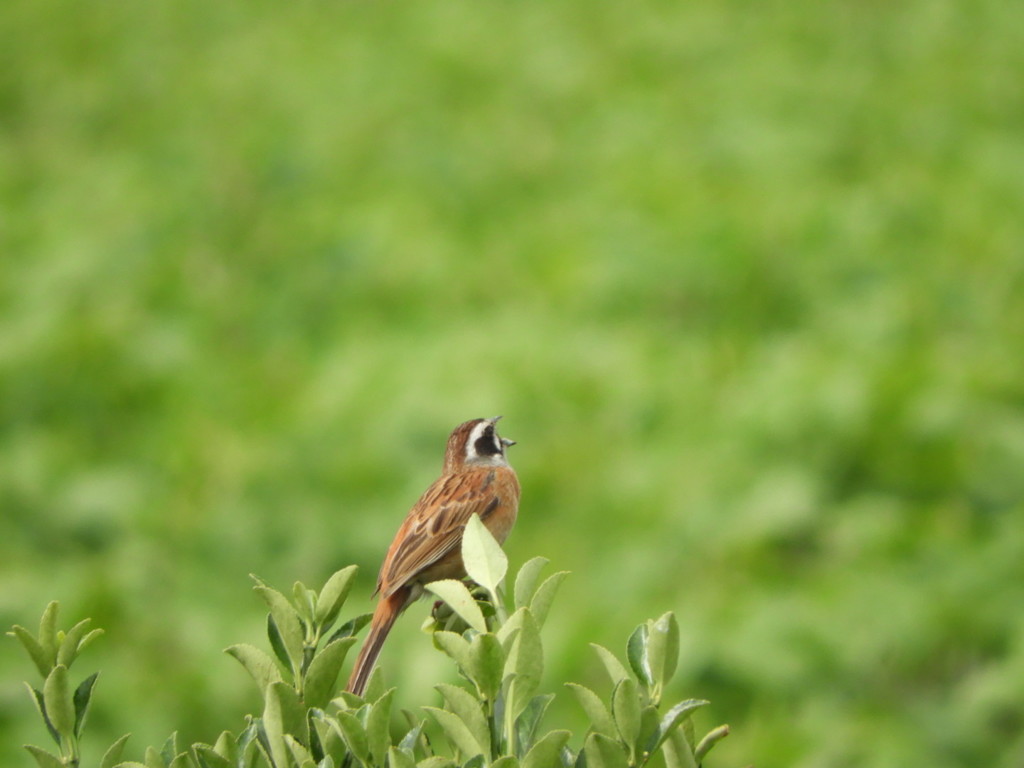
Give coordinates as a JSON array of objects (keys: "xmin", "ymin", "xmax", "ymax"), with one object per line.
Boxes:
[
  {"xmin": 9, "ymin": 525, "xmax": 727, "ymax": 768},
  {"xmin": 2, "ymin": 1, "xmax": 1023, "ymax": 765}
]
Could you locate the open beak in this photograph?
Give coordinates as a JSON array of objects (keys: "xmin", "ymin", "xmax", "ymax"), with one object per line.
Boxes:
[{"xmin": 489, "ymin": 416, "xmax": 515, "ymax": 447}]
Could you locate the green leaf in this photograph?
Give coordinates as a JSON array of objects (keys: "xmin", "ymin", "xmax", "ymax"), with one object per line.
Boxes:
[
  {"xmin": 389, "ymin": 746, "xmax": 417, "ymax": 768},
  {"xmin": 611, "ymin": 678, "xmax": 641, "ymax": 760},
  {"xmin": 645, "ymin": 613, "xmax": 679, "ymax": 695},
  {"xmin": 226, "ymin": 643, "xmax": 284, "ymax": 695},
  {"xmin": 467, "ymin": 632, "xmax": 505, "ymax": 701},
  {"xmin": 661, "ymin": 728, "xmax": 697, "ymax": 768},
  {"xmin": 367, "ymin": 689, "xmax": 396, "ymax": 767},
  {"xmin": 496, "ymin": 608, "xmax": 526, "ymax": 646},
  {"xmin": 433, "ymin": 631, "xmax": 473, "ymax": 677},
  {"xmin": 76, "ymin": 628, "xmax": 106, "ymax": 659},
  {"xmin": 38, "ymin": 602, "xmax": 59, "ymax": 670},
  {"xmin": 193, "ymin": 743, "xmax": 233, "ymax": 768},
  {"xmin": 436, "ymin": 684, "xmax": 490, "ymax": 757},
  {"xmin": 423, "ymin": 706, "xmax": 485, "ymax": 760},
  {"xmin": 162, "ymin": 727, "xmax": 185, "ymax": 763},
  {"xmin": 515, "ymin": 694, "xmax": 555, "ymax": 756},
  {"xmin": 646, "ymin": 699, "xmax": 709, "ymax": 756},
  {"xmin": 316, "ymin": 567, "xmax": 359, "ymax": 628},
  {"xmin": 694, "ymin": 724, "xmax": 730, "ymax": 762},
  {"xmin": 424, "ymin": 580, "xmax": 487, "ymax": 633},
  {"xmin": 504, "ymin": 609, "xmax": 543, "ymax": 724},
  {"xmin": 313, "ymin": 712, "xmax": 348, "ymax": 766},
  {"xmin": 293, "ymin": 581, "xmax": 315, "ymax": 625},
  {"xmin": 513, "ymin": 557, "xmax": 549, "ymax": 610},
  {"xmin": 332, "ymin": 710, "xmax": 370, "ymax": 764},
  {"xmin": 564, "ymin": 683, "xmax": 616, "ymax": 739},
  {"xmin": 528, "ymin": 572, "xmax": 569, "ymax": 628},
  {"xmin": 583, "ymin": 733, "xmax": 629, "ymax": 768},
  {"xmin": 255, "ymin": 584, "xmax": 306, "ymax": 676},
  {"xmin": 42, "ymin": 664, "xmax": 73, "ymax": 739},
  {"xmin": 73, "ymin": 671, "xmax": 99, "ymax": 736},
  {"xmin": 626, "ymin": 624, "xmax": 652, "ymax": 687},
  {"xmin": 57, "ymin": 618, "xmax": 98, "ymax": 668},
  {"xmin": 327, "ymin": 613, "xmax": 373, "ymax": 645},
  {"xmin": 25, "ymin": 685, "xmax": 60, "ymax": 745},
  {"xmin": 589, "ymin": 645, "xmax": 629, "ymax": 686},
  {"xmin": 398, "ymin": 718, "xmax": 425, "ymax": 757},
  {"xmin": 418, "ymin": 758, "xmax": 457, "ymax": 768},
  {"xmin": 9, "ymin": 625, "xmax": 51, "ymax": 677},
  {"xmin": 212, "ymin": 731, "xmax": 236, "ymax": 761},
  {"xmin": 364, "ymin": 665, "xmax": 387, "ymax": 703},
  {"xmin": 304, "ymin": 637, "xmax": 358, "ymax": 709},
  {"xmin": 286, "ymin": 734, "xmax": 314, "ymax": 767},
  {"xmin": 100, "ymin": 734, "xmax": 131, "ymax": 768},
  {"xmin": 521, "ymin": 730, "xmax": 571, "ymax": 768},
  {"xmin": 636, "ymin": 706, "xmax": 661, "ymax": 765},
  {"xmin": 144, "ymin": 744, "xmax": 164, "ymax": 768},
  {"xmin": 264, "ymin": 681, "xmax": 307, "ymax": 768},
  {"xmin": 492, "ymin": 757, "xmax": 520, "ymax": 768},
  {"xmin": 23, "ymin": 745, "xmax": 64, "ymax": 768},
  {"xmin": 462, "ymin": 514, "xmax": 508, "ymax": 596}
]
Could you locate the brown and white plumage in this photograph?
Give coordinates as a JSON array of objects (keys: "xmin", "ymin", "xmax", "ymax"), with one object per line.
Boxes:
[{"xmin": 346, "ymin": 417, "xmax": 520, "ymax": 696}]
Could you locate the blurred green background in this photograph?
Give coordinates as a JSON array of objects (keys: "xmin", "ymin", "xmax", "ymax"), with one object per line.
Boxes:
[{"xmin": 2, "ymin": 0, "xmax": 1023, "ymax": 766}]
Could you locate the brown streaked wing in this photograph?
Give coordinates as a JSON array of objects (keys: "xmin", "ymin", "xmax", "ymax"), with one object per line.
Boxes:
[{"xmin": 377, "ymin": 468, "xmax": 500, "ymax": 598}]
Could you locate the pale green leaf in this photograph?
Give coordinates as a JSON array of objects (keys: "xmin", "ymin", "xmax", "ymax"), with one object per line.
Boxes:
[
  {"xmin": 424, "ymin": 706, "xmax": 485, "ymax": 760},
  {"xmin": 286, "ymin": 734, "xmax": 314, "ymax": 767},
  {"xmin": 528, "ymin": 572, "xmax": 569, "ymax": 629},
  {"xmin": 513, "ymin": 557, "xmax": 549, "ymax": 610},
  {"xmin": 515, "ymin": 694, "xmax": 554, "ymax": 756},
  {"xmin": 583, "ymin": 733, "xmax": 629, "ymax": 768},
  {"xmin": 331, "ymin": 711, "xmax": 370, "ymax": 764},
  {"xmin": 626, "ymin": 624, "xmax": 652, "ymax": 687},
  {"xmin": 193, "ymin": 743, "xmax": 232, "ymax": 768},
  {"xmin": 436, "ymin": 684, "xmax": 490, "ymax": 756},
  {"xmin": 23, "ymin": 745, "xmax": 63, "ymax": 768},
  {"xmin": 42, "ymin": 664, "xmax": 73, "ymax": 739},
  {"xmin": 9, "ymin": 626, "xmax": 51, "ymax": 677},
  {"xmin": 661, "ymin": 728, "xmax": 698, "ymax": 768},
  {"xmin": 304, "ymin": 637, "xmax": 358, "ymax": 709},
  {"xmin": 389, "ymin": 746, "xmax": 417, "ymax": 768},
  {"xmin": 646, "ymin": 613, "xmax": 679, "ymax": 694},
  {"xmin": 467, "ymin": 632, "xmax": 504, "ymax": 701},
  {"xmin": 257, "ymin": 584, "xmax": 306, "ymax": 676},
  {"xmin": 462, "ymin": 514, "xmax": 508, "ymax": 595},
  {"xmin": 611, "ymin": 678, "xmax": 640, "ymax": 759},
  {"xmin": 100, "ymin": 734, "xmax": 131, "ymax": 768},
  {"xmin": 56, "ymin": 618, "xmax": 96, "ymax": 668},
  {"xmin": 694, "ymin": 724, "xmax": 730, "ymax": 761},
  {"xmin": 589, "ymin": 644, "xmax": 629, "ymax": 686},
  {"xmin": 367, "ymin": 689, "xmax": 396, "ymax": 766},
  {"xmin": 37, "ymin": 602, "xmax": 59, "ymax": 669},
  {"xmin": 564, "ymin": 683, "xmax": 616, "ymax": 738},
  {"xmin": 225, "ymin": 643, "xmax": 284, "ymax": 695},
  {"xmin": 521, "ymin": 730, "xmax": 571, "ymax": 768},
  {"xmin": 417, "ymin": 758, "xmax": 457, "ymax": 768},
  {"xmin": 424, "ymin": 580, "xmax": 487, "ymax": 633},
  {"xmin": 316, "ymin": 566, "xmax": 359, "ymax": 628}
]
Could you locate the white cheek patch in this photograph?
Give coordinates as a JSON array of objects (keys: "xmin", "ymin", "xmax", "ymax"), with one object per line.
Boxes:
[{"xmin": 466, "ymin": 421, "xmax": 490, "ymax": 460}]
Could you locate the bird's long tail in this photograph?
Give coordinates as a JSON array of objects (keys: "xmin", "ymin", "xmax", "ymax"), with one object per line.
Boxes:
[{"xmin": 346, "ymin": 589, "xmax": 408, "ymax": 697}]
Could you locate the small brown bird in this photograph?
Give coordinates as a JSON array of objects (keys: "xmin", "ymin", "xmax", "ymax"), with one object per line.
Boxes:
[{"xmin": 346, "ymin": 417, "xmax": 520, "ymax": 696}]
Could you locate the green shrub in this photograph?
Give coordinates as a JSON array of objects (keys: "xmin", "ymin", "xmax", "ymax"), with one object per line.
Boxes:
[{"xmin": 9, "ymin": 517, "xmax": 729, "ymax": 768}]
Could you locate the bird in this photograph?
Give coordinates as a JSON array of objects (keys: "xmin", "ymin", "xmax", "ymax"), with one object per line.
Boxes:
[{"xmin": 345, "ymin": 416, "xmax": 520, "ymax": 696}]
